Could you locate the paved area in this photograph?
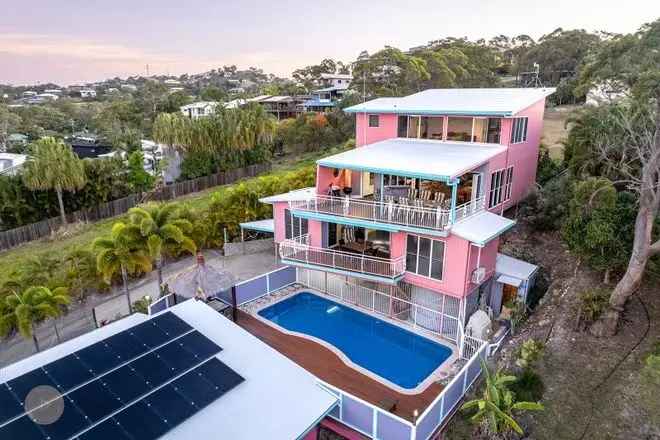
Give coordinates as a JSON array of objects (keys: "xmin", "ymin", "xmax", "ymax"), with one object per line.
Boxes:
[{"xmin": 0, "ymin": 249, "xmax": 280, "ymax": 369}]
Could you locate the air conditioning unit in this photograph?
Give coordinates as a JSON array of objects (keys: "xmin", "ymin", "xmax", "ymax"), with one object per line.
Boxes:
[{"xmin": 471, "ymin": 267, "xmax": 486, "ymax": 284}]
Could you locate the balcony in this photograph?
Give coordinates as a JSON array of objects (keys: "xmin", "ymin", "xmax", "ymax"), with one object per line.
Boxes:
[
  {"xmin": 289, "ymin": 195, "xmax": 485, "ymax": 232},
  {"xmin": 279, "ymin": 235, "xmax": 405, "ymax": 281}
]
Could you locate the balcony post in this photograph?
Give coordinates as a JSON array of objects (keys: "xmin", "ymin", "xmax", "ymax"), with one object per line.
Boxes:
[{"xmin": 449, "ymin": 178, "xmax": 459, "ymax": 224}]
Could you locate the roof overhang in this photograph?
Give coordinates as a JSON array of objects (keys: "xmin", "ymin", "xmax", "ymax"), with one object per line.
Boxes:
[
  {"xmin": 239, "ymin": 219, "xmax": 275, "ymax": 233},
  {"xmin": 450, "ymin": 211, "xmax": 516, "ymax": 246},
  {"xmin": 317, "ymin": 138, "xmax": 507, "ymax": 181}
]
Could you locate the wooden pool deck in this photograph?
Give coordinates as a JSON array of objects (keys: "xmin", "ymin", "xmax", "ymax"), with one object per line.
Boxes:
[{"xmin": 236, "ymin": 310, "xmax": 443, "ymax": 423}]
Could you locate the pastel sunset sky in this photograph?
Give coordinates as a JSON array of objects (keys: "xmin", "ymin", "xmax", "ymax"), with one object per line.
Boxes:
[{"xmin": 1, "ymin": 0, "xmax": 658, "ymax": 85}]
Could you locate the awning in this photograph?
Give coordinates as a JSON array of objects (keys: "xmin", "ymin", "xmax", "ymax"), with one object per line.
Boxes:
[
  {"xmin": 450, "ymin": 211, "xmax": 516, "ymax": 246},
  {"xmin": 239, "ymin": 219, "xmax": 274, "ymax": 233},
  {"xmin": 317, "ymin": 138, "xmax": 506, "ymax": 181},
  {"xmin": 497, "ymin": 274, "xmax": 523, "ymax": 287},
  {"xmin": 496, "ymin": 253, "xmax": 538, "ymax": 280}
]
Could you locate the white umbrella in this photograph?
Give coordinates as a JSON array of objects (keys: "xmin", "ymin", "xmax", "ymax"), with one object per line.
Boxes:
[{"xmin": 165, "ymin": 252, "xmax": 236, "ymax": 300}]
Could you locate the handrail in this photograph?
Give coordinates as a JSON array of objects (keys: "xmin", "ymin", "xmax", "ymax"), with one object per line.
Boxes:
[
  {"xmin": 289, "ymin": 194, "xmax": 453, "ymax": 231},
  {"xmin": 280, "ymin": 235, "xmax": 405, "ymax": 279}
]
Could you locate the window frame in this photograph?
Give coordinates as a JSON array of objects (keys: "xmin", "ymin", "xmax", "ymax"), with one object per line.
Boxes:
[
  {"xmin": 405, "ymin": 235, "xmax": 446, "ymax": 281},
  {"xmin": 510, "ymin": 117, "xmax": 529, "ymax": 144},
  {"xmin": 368, "ymin": 114, "xmax": 380, "ymax": 128},
  {"xmin": 488, "ymin": 166, "xmax": 514, "ymax": 208},
  {"xmin": 284, "ymin": 208, "xmax": 308, "ymax": 239}
]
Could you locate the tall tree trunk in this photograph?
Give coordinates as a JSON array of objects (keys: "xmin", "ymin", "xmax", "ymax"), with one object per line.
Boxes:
[
  {"xmin": 593, "ymin": 96, "xmax": 660, "ymax": 337},
  {"xmin": 52, "ymin": 319, "xmax": 61, "ymax": 343},
  {"xmin": 31, "ymin": 323, "xmax": 40, "ymax": 352},
  {"xmin": 56, "ymin": 187, "xmax": 68, "ymax": 226},
  {"xmin": 156, "ymin": 257, "xmax": 164, "ymax": 298},
  {"xmin": 121, "ymin": 265, "xmax": 133, "ymax": 314}
]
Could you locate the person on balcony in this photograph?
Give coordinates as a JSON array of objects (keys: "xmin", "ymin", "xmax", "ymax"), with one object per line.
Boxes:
[{"xmin": 329, "ymin": 168, "xmax": 346, "ymax": 197}]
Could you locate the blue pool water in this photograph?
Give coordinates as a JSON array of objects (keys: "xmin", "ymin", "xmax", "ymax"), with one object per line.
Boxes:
[{"xmin": 258, "ymin": 291, "xmax": 452, "ymax": 389}]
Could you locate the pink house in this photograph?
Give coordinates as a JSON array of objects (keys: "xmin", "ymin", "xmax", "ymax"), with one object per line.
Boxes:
[{"xmin": 259, "ymin": 87, "xmax": 553, "ymax": 338}]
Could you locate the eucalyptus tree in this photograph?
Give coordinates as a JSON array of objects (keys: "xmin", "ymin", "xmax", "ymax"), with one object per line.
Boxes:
[
  {"xmin": 128, "ymin": 203, "xmax": 196, "ymax": 297},
  {"xmin": 22, "ymin": 136, "xmax": 87, "ymax": 225},
  {"xmin": 94, "ymin": 222, "xmax": 152, "ymax": 313},
  {"xmin": 0, "ymin": 286, "xmax": 70, "ymax": 352}
]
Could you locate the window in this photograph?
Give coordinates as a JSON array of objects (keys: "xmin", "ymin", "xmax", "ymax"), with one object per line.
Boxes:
[
  {"xmin": 368, "ymin": 114, "xmax": 380, "ymax": 127},
  {"xmin": 446, "ymin": 117, "xmax": 473, "ymax": 142},
  {"xmin": 397, "ymin": 116, "xmax": 408, "ymax": 137},
  {"xmin": 510, "ymin": 117, "xmax": 528, "ymax": 144},
  {"xmin": 284, "ymin": 209, "xmax": 308, "ymax": 239},
  {"xmin": 488, "ymin": 166, "xmax": 514, "ymax": 208},
  {"xmin": 504, "ymin": 166, "xmax": 513, "ymax": 201},
  {"xmin": 406, "ymin": 235, "xmax": 445, "ymax": 280}
]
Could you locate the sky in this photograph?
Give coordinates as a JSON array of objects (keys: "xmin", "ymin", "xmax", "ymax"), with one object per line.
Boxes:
[{"xmin": 1, "ymin": 0, "xmax": 658, "ymax": 86}]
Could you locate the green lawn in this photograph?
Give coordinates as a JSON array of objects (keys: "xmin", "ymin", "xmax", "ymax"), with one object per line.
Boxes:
[{"xmin": 0, "ymin": 143, "xmax": 350, "ymax": 286}]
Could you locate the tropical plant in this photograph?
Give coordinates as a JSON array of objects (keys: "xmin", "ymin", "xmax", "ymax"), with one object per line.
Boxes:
[
  {"xmin": 127, "ymin": 203, "xmax": 196, "ymax": 297},
  {"xmin": 576, "ymin": 288, "xmax": 611, "ymax": 326},
  {"xmin": 22, "ymin": 137, "xmax": 87, "ymax": 225},
  {"xmin": 462, "ymin": 361, "xmax": 544, "ymax": 435},
  {"xmin": 0, "ymin": 286, "xmax": 70, "ymax": 352},
  {"xmin": 132, "ymin": 295, "xmax": 153, "ymax": 315},
  {"xmin": 515, "ymin": 339, "xmax": 545, "ymax": 370},
  {"xmin": 94, "ymin": 222, "xmax": 152, "ymax": 313},
  {"xmin": 126, "ymin": 151, "xmax": 155, "ymax": 193},
  {"xmin": 63, "ymin": 247, "xmax": 103, "ymax": 302}
]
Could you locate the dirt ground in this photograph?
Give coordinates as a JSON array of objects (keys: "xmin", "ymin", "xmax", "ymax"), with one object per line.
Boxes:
[
  {"xmin": 541, "ymin": 105, "xmax": 577, "ymax": 160},
  {"xmin": 445, "ymin": 220, "xmax": 660, "ymax": 440}
]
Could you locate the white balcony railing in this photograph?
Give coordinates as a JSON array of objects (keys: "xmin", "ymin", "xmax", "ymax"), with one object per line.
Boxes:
[
  {"xmin": 279, "ymin": 235, "xmax": 405, "ymax": 280},
  {"xmin": 289, "ymin": 195, "xmax": 485, "ymax": 231}
]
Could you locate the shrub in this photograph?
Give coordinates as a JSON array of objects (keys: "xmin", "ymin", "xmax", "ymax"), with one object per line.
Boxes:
[
  {"xmin": 510, "ymin": 369, "xmax": 545, "ymax": 403},
  {"xmin": 576, "ymin": 288, "xmax": 610, "ymax": 325},
  {"xmin": 518, "ymin": 174, "xmax": 571, "ymax": 232},
  {"xmin": 132, "ymin": 295, "xmax": 153, "ymax": 314},
  {"xmin": 516, "ymin": 339, "xmax": 545, "ymax": 370}
]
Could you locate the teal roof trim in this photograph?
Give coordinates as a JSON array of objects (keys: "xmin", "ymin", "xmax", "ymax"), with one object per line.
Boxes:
[
  {"xmin": 290, "ymin": 210, "xmax": 449, "ymax": 237},
  {"xmin": 315, "ymin": 160, "xmax": 452, "ymax": 183},
  {"xmin": 343, "ymin": 108, "xmax": 513, "ymax": 116},
  {"xmin": 281, "ymin": 260, "xmax": 404, "ymax": 285}
]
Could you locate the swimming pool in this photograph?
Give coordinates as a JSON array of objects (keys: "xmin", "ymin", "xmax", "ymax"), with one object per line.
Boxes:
[{"xmin": 257, "ymin": 291, "xmax": 453, "ymax": 390}]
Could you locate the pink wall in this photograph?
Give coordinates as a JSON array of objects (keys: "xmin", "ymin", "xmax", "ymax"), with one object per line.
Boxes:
[
  {"xmin": 355, "ymin": 113, "xmax": 398, "ymax": 146},
  {"xmin": 308, "ymin": 220, "xmax": 323, "ymax": 247},
  {"xmin": 316, "ymin": 165, "xmax": 334, "ymax": 194},
  {"xmin": 390, "ymin": 232, "xmax": 406, "ymax": 259},
  {"xmin": 273, "ymin": 202, "xmax": 288, "ymax": 243},
  {"xmin": 463, "ymin": 238, "xmax": 499, "ymax": 291}
]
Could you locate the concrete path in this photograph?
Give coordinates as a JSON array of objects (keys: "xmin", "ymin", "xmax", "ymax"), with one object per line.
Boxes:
[{"xmin": 0, "ymin": 249, "xmax": 280, "ymax": 369}]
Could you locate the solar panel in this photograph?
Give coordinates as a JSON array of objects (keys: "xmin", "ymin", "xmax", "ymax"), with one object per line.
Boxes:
[
  {"xmin": 6, "ymin": 368, "xmax": 58, "ymax": 406},
  {"xmin": 0, "ymin": 384, "xmax": 23, "ymax": 425},
  {"xmin": 0, "ymin": 312, "xmax": 240, "ymax": 440},
  {"xmin": 42, "ymin": 354, "xmax": 95, "ymax": 392},
  {"xmin": 77, "ymin": 417, "xmax": 132, "ymax": 440},
  {"xmin": 37, "ymin": 396, "xmax": 90, "ymax": 440}
]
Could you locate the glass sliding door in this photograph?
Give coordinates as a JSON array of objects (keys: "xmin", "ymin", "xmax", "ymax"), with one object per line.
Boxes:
[
  {"xmin": 422, "ymin": 117, "xmax": 444, "ymax": 140},
  {"xmin": 407, "ymin": 116, "xmax": 421, "ymax": 138},
  {"xmin": 446, "ymin": 117, "xmax": 473, "ymax": 142}
]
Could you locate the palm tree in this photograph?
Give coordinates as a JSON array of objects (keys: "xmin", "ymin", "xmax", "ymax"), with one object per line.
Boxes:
[
  {"xmin": 22, "ymin": 137, "xmax": 87, "ymax": 226},
  {"xmin": 0, "ymin": 286, "xmax": 70, "ymax": 352},
  {"xmin": 462, "ymin": 360, "xmax": 544, "ymax": 436},
  {"xmin": 94, "ymin": 222, "xmax": 152, "ymax": 313},
  {"xmin": 127, "ymin": 203, "xmax": 196, "ymax": 297}
]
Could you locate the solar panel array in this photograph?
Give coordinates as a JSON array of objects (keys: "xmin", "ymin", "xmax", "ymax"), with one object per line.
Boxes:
[{"xmin": 0, "ymin": 312, "xmax": 244, "ymax": 440}]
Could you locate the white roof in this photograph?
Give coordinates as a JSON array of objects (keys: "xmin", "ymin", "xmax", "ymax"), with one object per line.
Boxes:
[
  {"xmin": 239, "ymin": 218, "xmax": 275, "ymax": 233},
  {"xmin": 450, "ymin": 211, "xmax": 516, "ymax": 245},
  {"xmin": 496, "ymin": 253, "xmax": 538, "ymax": 280},
  {"xmin": 0, "ymin": 301, "xmax": 337, "ymax": 440},
  {"xmin": 344, "ymin": 88, "xmax": 555, "ymax": 116},
  {"xmin": 259, "ymin": 187, "xmax": 316, "ymax": 204},
  {"xmin": 317, "ymin": 138, "xmax": 506, "ymax": 180},
  {"xmin": 180, "ymin": 101, "xmax": 219, "ymax": 111},
  {"xmin": 497, "ymin": 274, "xmax": 523, "ymax": 287}
]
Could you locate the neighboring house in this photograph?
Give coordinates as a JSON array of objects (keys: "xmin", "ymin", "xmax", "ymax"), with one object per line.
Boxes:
[
  {"xmin": 121, "ymin": 84, "xmax": 138, "ymax": 92},
  {"xmin": 43, "ymin": 89, "xmax": 63, "ymax": 95},
  {"xmin": 35, "ymin": 92, "xmax": 59, "ymax": 101},
  {"xmin": 6, "ymin": 133, "xmax": 29, "ymax": 150},
  {"xmin": 300, "ymin": 73, "xmax": 353, "ymax": 112},
  {"xmin": 586, "ymin": 81, "xmax": 629, "ymax": 106},
  {"xmin": 0, "ymin": 152, "xmax": 27, "ymax": 176},
  {"xmin": 261, "ymin": 87, "xmax": 554, "ymax": 337},
  {"xmin": 68, "ymin": 135, "xmax": 112, "ymax": 158},
  {"xmin": 21, "ymin": 90, "xmax": 37, "ymax": 97},
  {"xmin": 180, "ymin": 101, "xmax": 220, "ymax": 119},
  {"xmin": 0, "ymin": 300, "xmax": 338, "ymax": 440},
  {"xmin": 80, "ymin": 89, "xmax": 97, "ymax": 98}
]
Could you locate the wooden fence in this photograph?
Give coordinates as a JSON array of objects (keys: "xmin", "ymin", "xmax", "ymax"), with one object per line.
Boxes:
[{"xmin": 0, "ymin": 163, "xmax": 271, "ymax": 251}]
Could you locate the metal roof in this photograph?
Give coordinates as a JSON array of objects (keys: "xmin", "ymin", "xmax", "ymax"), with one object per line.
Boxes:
[
  {"xmin": 239, "ymin": 218, "xmax": 275, "ymax": 233},
  {"xmin": 496, "ymin": 253, "xmax": 538, "ymax": 280},
  {"xmin": 317, "ymin": 138, "xmax": 506, "ymax": 181},
  {"xmin": 344, "ymin": 88, "xmax": 556, "ymax": 116},
  {"xmin": 450, "ymin": 211, "xmax": 516, "ymax": 245},
  {"xmin": 259, "ymin": 187, "xmax": 317, "ymax": 204}
]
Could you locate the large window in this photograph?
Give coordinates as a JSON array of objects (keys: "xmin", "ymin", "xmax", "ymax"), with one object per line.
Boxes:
[
  {"xmin": 446, "ymin": 117, "xmax": 473, "ymax": 142},
  {"xmin": 473, "ymin": 118, "xmax": 502, "ymax": 143},
  {"xmin": 406, "ymin": 235, "xmax": 445, "ymax": 280},
  {"xmin": 510, "ymin": 117, "xmax": 528, "ymax": 144},
  {"xmin": 397, "ymin": 115, "xmax": 443, "ymax": 140},
  {"xmin": 284, "ymin": 209, "xmax": 308, "ymax": 239},
  {"xmin": 488, "ymin": 166, "xmax": 514, "ymax": 208},
  {"xmin": 368, "ymin": 114, "xmax": 380, "ymax": 128}
]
